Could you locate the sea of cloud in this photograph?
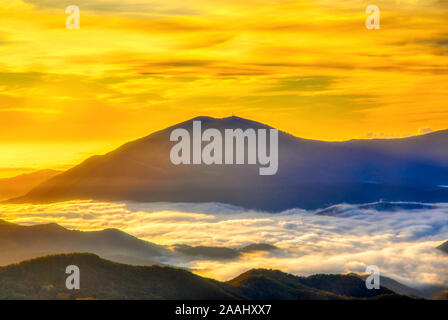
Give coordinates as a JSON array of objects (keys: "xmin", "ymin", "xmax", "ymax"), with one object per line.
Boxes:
[{"xmin": 1, "ymin": 200, "xmax": 447, "ymax": 288}]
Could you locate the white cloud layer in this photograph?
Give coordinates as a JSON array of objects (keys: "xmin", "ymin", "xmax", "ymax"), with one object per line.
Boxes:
[{"xmin": 1, "ymin": 200, "xmax": 447, "ymax": 287}]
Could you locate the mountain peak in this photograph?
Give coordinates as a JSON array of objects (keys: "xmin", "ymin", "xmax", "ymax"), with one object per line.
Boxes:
[
  {"xmin": 0, "ymin": 253, "xmax": 409, "ymax": 300},
  {"xmin": 0, "ymin": 219, "xmax": 14, "ymax": 226},
  {"xmin": 189, "ymin": 115, "xmax": 216, "ymax": 122},
  {"xmin": 183, "ymin": 115, "xmax": 274, "ymax": 130},
  {"xmin": 437, "ymin": 240, "xmax": 448, "ymax": 254},
  {"xmin": 29, "ymin": 222, "xmax": 67, "ymax": 232},
  {"xmin": 9, "ymin": 116, "xmax": 448, "ymax": 211}
]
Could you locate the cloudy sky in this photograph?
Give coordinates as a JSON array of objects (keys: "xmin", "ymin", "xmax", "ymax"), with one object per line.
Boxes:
[
  {"xmin": 1, "ymin": 200, "xmax": 447, "ymax": 287},
  {"xmin": 0, "ymin": 0, "xmax": 447, "ymax": 176}
]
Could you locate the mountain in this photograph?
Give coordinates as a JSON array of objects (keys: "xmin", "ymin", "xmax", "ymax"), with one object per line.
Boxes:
[
  {"xmin": 9, "ymin": 116, "xmax": 448, "ymax": 211},
  {"xmin": 315, "ymin": 201, "xmax": 436, "ymax": 217},
  {"xmin": 0, "ymin": 219, "xmax": 168, "ymax": 266},
  {"xmin": 171, "ymin": 243, "xmax": 282, "ymax": 261},
  {"xmin": 227, "ymin": 269, "xmax": 407, "ymax": 300},
  {"xmin": 171, "ymin": 244, "xmax": 241, "ymax": 260},
  {"xmin": 0, "ymin": 169, "xmax": 61, "ymax": 201},
  {"xmin": 351, "ymin": 273, "xmax": 425, "ymax": 298},
  {"xmin": 0, "ymin": 219, "xmax": 285, "ymax": 265},
  {"xmin": 437, "ymin": 240, "xmax": 448, "ymax": 254},
  {"xmin": 0, "ymin": 253, "xmax": 410, "ymax": 300},
  {"xmin": 0, "ymin": 253, "xmax": 241, "ymax": 300},
  {"xmin": 434, "ymin": 290, "xmax": 448, "ymax": 300},
  {"xmin": 238, "ymin": 243, "xmax": 281, "ymax": 253}
]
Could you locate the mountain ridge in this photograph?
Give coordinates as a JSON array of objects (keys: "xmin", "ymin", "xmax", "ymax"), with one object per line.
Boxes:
[
  {"xmin": 0, "ymin": 218, "xmax": 168, "ymax": 266},
  {"xmin": 7, "ymin": 116, "xmax": 448, "ymax": 211},
  {"xmin": 438, "ymin": 240, "xmax": 448, "ymax": 254},
  {"xmin": 0, "ymin": 219, "xmax": 286, "ymax": 266},
  {"xmin": 0, "ymin": 169, "xmax": 61, "ymax": 201},
  {"xmin": 0, "ymin": 253, "xmax": 411, "ymax": 300}
]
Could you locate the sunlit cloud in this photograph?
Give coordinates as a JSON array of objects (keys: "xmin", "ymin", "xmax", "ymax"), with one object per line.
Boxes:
[
  {"xmin": 0, "ymin": 200, "xmax": 447, "ymax": 287},
  {"xmin": 0, "ymin": 0, "xmax": 447, "ymax": 173}
]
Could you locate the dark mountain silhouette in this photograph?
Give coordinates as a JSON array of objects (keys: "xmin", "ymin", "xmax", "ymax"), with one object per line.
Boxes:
[
  {"xmin": 171, "ymin": 244, "xmax": 241, "ymax": 260},
  {"xmin": 0, "ymin": 169, "xmax": 61, "ymax": 201},
  {"xmin": 438, "ymin": 240, "xmax": 448, "ymax": 254},
  {"xmin": 9, "ymin": 116, "xmax": 448, "ymax": 211},
  {"xmin": 315, "ymin": 201, "xmax": 436, "ymax": 216},
  {"xmin": 171, "ymin": 243, "xmax": 282, "ymax": 261},
  {"xmin": 0, "ymin": 219, "xmax": 286, "ymax": 265},
  {"xmin": 350, "ymin": 273, "xmax": 425, "ymax": 298},
  {"xmin": 227, "ymin": 269, "xmax": 407, "ymax": 300},
  {"xmin": 0, "ymin": 219, "xmax": 168, "ymax": 266},
  {"xmin": 434, "ymin": 290, "xmax": 448, "ymax": 300},
  {"xmin": 0, "ymin": 253, "xmax": 241, "ymax": 300},
  {"xmin": 0, "ymin": 253, "xmax": 410, "ymax": 300},
  {"xmin": 239, "ymin": 243, "xmax": 280, "ymax": 253}
]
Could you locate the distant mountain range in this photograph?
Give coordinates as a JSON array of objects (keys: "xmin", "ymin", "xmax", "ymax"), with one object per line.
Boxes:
[
  {"xmin": 438, "ymin": 240, "xmax": 448, "ymax": 254},
  {"xmin": 8, "ymin": 116, "xmax": 448, "ymax": 211},
  {"xmin": 315, "ymin": 201, "xmax": 437, "ymax": 217},
  {"xmin": 351, "ymin": 273, "xmax": 426, "ymax": 299},
  {"xmin": 0, "ymin": 253, "xmax": 410, "ymax": 300},
  {"xmin": 228, "ymin": 269, "xmax": 406, "ymax": 300},
  {"xmin": 0, "ymin": 219, "xmax": 281, "ymax": 266},
  {"xmin": 0, "ymin": 169, "xmax": 61, "ymax": 201},
  {"xmin": 1, "ymin": 219, "xmax": 443, "ymax": 299},
  {"xmin": 0, "ymin": 219, "xmax": 167, "ymax": 266}
]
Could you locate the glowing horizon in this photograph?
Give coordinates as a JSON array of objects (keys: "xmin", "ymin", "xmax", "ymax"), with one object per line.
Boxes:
[{"xmin": 0, "ymin": 0, "xmax": 447, "ymax": 176}]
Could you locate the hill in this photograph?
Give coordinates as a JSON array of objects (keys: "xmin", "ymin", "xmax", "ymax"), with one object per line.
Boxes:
[
  {"xmin": 228, "ymin": 269, "xmax": 404, "ymax": 300},
  {"xmin": 0, "ymin": 253, "xmax": 410, "ymax": 300},
  {"xmin": 348, "ymin": 273, "xmax": 425, "ymax": 298},
  {"xmin": 437, "ymin": 240, "xmax": 448, "ymax": 254},
  {"xmin": 0, "ymin": 169, "xmax": 61, "ymax": 201},
  {"xmin": 0, "ymin": 220, "xmax": 286, "ymax": 266},
  {"xmin": 0, "ymin": 219, "xmax": 168, "ymax": 266},
  {"xmin": 0, "ymin": 253, "xmax": 240, "ymax": 300},
  {"xmin": 9, "ymin": 116, "xmax": 448, "ymax": 211}
]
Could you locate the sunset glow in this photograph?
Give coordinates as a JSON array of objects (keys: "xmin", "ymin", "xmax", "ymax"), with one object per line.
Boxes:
[{"xmin": 0, "ymin": 0, "xmax": 447, "ymax": 175}]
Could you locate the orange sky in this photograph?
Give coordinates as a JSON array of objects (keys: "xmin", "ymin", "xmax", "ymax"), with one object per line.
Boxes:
[{"xmin": 0, "ymin": 0, "xmax": 447, "ymax": 176}]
